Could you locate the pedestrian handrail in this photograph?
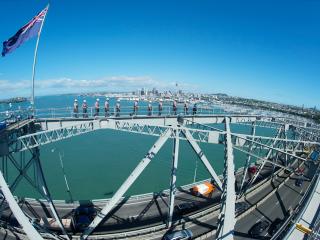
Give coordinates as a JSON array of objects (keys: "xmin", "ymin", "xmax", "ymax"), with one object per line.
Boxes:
[{"xmin": 0, "ymin": 105, "xmax": 248, "ymax": 121}]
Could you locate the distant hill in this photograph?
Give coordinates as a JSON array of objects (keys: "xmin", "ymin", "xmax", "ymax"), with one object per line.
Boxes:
[{"xmin": 0, "ymin": 97, "xmax": 28, "ymax": 104}]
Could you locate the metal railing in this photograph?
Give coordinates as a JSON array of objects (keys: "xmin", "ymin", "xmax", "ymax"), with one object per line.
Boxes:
[
  {"xmin": 308, "ymin": 208, "xmax": 320, "ymax": 240},
  {"xmin": 33, "ymin": 105, "xmax": 233, "ymax": 118},
  {"xmin": 0, "ymin": 109, "xmax": 33, "ymax": 123},
  {"xmin": 274, "ymin": 163, "xmax": 320, "ymax": 240},
  {"xmin": 0, "ymin": 105, "xmax": 247, "ymax": 121}
]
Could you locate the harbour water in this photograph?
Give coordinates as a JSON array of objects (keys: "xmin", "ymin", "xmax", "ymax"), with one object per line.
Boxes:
[{"xmin": 1, "ymin": 95, "xmax": 276, "ymax": 201}]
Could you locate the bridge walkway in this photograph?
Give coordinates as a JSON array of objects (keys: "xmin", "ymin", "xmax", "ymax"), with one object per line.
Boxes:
[{"xmin": 286, "ymin": 164, "xmax": 320, "ymax": 240}]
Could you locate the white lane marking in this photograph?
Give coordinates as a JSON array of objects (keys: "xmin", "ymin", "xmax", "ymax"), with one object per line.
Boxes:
[{"xmin": 255, "ymin": 215, "xmax": 265, "ymax": 223}]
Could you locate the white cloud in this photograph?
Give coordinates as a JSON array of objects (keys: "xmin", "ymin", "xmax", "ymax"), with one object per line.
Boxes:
[
  {"xmin": 0, "ymin": 79, "xmax": 30, "ymax": 91},
  {"xmin": 0, "ymin": 75, "xmax": 198, "ymax": 98}
]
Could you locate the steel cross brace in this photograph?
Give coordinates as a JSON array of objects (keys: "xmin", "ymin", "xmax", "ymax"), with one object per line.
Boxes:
[
  {"xmin": 7, "ymin": 152, "xmax": 39, "ymax": 193},
  {"xmin": 17, "ymin": 121, "xmax": 96, "ymax": 151},
  {"xmin": 114, "ymin": 120, "xmax": 212, "ymax": 143},
  {"xmin": 182, "ymin": 129, "xmax": 223, "ymax": 190},
  {"xmin": 1, "ymin": 151, "xmax": 70, "ymax": 239},
  {"xmin": 232, "ymin": 133, "xmax": 314, "ymax": 163},
  {"xmin": 0, "ymin": 170, "xmax": 44, "ymax": 240},
  {"xmin": 235, "ymin": 120, "xmax": 281, "ymax": 130},
  {"xmin": 244, "ymin": 126, "xmax": 284, "ymax": 189},
  {"xmin": 33, "ymin": 147, "xmax": 70, "ymax": 239},
  {"xmin": 81, "ymin": 129, "xmax": 172, "ymax": 239}
]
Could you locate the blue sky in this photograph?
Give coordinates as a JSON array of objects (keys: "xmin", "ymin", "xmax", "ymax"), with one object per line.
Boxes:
[{"xmin": 0, "ymin": 0, "xmax": 319, "ymax": 108}]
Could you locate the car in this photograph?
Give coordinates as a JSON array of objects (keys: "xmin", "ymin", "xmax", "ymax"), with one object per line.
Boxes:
[
  {"xmin": 268, "ymin": 218, "xmax": 284, "ymax": 235},
  {"xmin": 295, "ymin": 178, "xmax": 303, "ymax": 187},
  {"xmin": 284, "ymin": 168, "xmax": 291, "ymax": 174},
  {"xmin": 163, "ymin": 229, "xmax": 193, "ymax": 240},
  {"xmin": 248, "ymin": 220, "xmax": 270, "ymax": 238},
  {"xmin": 295, "ymin": 167, "xmax": 304, "ymax": 175},
  {"xmin": 174, "ymin": 202, "xmax": 198, "ymax": 215},
  {"xmin": 235, "ymin": 202, "xmax": 249, "ymax": 215},
  {"xmin": 248, "ymin": 166, "xmax": 257, "ymax": 174}
]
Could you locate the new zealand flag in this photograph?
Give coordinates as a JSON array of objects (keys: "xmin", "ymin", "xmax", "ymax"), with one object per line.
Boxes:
[{"xmin": 2, "ymin": 6, "xmax": 48, "ymax": 57}]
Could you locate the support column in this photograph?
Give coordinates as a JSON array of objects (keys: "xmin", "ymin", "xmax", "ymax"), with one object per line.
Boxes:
[
  {"xmin": 81, "ymin": 129, "xmax": 172, "ymax": 239},
  {"xmin": 167, "ymin": 128, "xmax": 180, "ymax": 228},
  {"xmin": 217, "ymin": 117, "xmax": 235, "ymax": 240},
  {"xmin": 284, "ymin": 124, "xmax": 289, "ymax": 166}
]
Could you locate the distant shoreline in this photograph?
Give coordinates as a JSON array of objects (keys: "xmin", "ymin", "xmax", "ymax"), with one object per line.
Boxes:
[{"xmin": 0, "ymin": 97, "xmax": 28, "ymax": 104}]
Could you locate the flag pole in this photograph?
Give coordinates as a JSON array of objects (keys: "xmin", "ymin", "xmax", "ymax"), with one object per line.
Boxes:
[{"xmin": 31, "ymin": 4, "xmax": 49, "ymax": 112}]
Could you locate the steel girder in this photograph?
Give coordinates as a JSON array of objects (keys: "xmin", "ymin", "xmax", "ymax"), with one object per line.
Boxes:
[
  {"xmin": 167, "ymin": 128, "xmax": 180, "ymax": 228},
  {"xmin": 15, "ymin": 121, "xmax": 96, "ymax": 151},
  {"xmin": 182, "ymin": 129, "xmax": 223, "ymax": 190},
  {"xmin": 216, "ymin": 117, "xmax": 236, "ymax": 239},
  {"xmin": 14, "ymin": 118, "xmax": 320, "ymax": 153},
  {"xmin": 239, "ymin": 121, "xmax": 256, "ymax": 193},
  {"xmin": 81, "ymin": 129, "xmax": 172, "ymax": 239},
  {"xmin": 0, "ymin": 170, "xmax": 44, "ymax": 240},
  {"xmin": 246, "ymin": 126, "xmax": 284, "ymax": 187}
]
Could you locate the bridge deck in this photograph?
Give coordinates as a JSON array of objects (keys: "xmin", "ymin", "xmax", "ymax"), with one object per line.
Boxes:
[
  {"xmin": 286, "ymin": 165, "xmax": 320, "ymax": 240},
  {"xmin": 5, "ymin": 119, "xmax": 34, "ymax": 131}
]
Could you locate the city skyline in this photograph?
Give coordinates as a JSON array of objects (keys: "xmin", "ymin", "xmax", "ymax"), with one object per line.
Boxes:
[{"xmin": 1, "ymin": 1, "xmax": 319, "ymax": 108}]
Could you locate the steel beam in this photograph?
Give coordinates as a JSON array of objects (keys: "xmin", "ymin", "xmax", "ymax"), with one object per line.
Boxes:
[
  {"xmin": 0, "ymin": 170, "xmax": 44, "ymax": 240},
  {"xmin": 29, "ymin": 121, "xmax": 70, "ymax": 239},
  {"xmin": 239, "ymin": 121, "xmax": 256, "ymax": 194},
  {"xmin": 249, "ymin": 126, "xmax": 283, "ymax": 185},
  {"xmin": 38, "ymin": 115, "xmax": 260, "ymax": 128},
  {"xmin": 81, "ymin": 129, "xmax": 172, "ymax": 239},
  {"xmin": 182, "ymin": 129, "xmax": 223, "ymax": 190},
  {"xmin": 15, "ymin": 118, "xmax": 319, "ymax": 153},
  {"xmin": 167, "ymin": 129, "xmax": 180, "ymax": 228},
  {"xmin": 232, "ymin": 133, "xmax": 311, "ymax": 163},
  {"xmin": 8, "ymin": 153, "xmax": 36, "ymax": 192},
  {"xmin": 233, "ymin": 146, "xmax": 293, "ymax": 171},
  {"xmin": 34, "ymin": 148, "xmax": 70, "ymax": 239},
  {"xmin": 217, "ymin": 117, "xmax": 236, "ymax": 240},
  {"xmin": 16, "ymin": 121, "xmax": 96, "ymax": 151}
]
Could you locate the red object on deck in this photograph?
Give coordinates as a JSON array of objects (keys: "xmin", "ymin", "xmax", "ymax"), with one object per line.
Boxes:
[{"xmin": 248, "ymin": 166, "xmax": 257, "ymax": 174}]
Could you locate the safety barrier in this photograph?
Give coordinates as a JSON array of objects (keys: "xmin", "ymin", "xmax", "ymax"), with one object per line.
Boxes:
[
  {"xmin": 280, "ymin": 163, "xmax": 320, "ymax": 239},
  {"xmin": 0, "ymin": 105, "xmax": 258, "ymax": 121}
]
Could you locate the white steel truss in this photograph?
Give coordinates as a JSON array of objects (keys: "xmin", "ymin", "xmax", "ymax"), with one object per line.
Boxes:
[
  {"xmin": 216, "ymin": 117, "xmax": 236, "ymax": 239},
  {"xmin": 0, "ymin": 170, "xmax": 44, "ymax": 240},
  {"xmin": 81, "ymin": 129, "xmax": 172, "ymax": 239},
  {"xmin": 1, "ymin": 114, "xmax": 319, "ymax": 240},
  {"xmin": 167, "ymin": 128, "xmax": 180, "ymax": 228},
  {"xmin": 13, "ymin": 119, "xmax": 320, "ymax": 154},
  {"xmin": 246, "ymin": 126, "xmax": 284, "ymax": 188},
  {"xmin": 239, "ymin": 121, "xmax": 256, "ymax": 194},
  {"xmin": 182, "ymin": 129, "xmax": 223, "ymax": 190},
  {"xmin": 15, "ymin": 121, "xmax": 96, "ymax": 151}
]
